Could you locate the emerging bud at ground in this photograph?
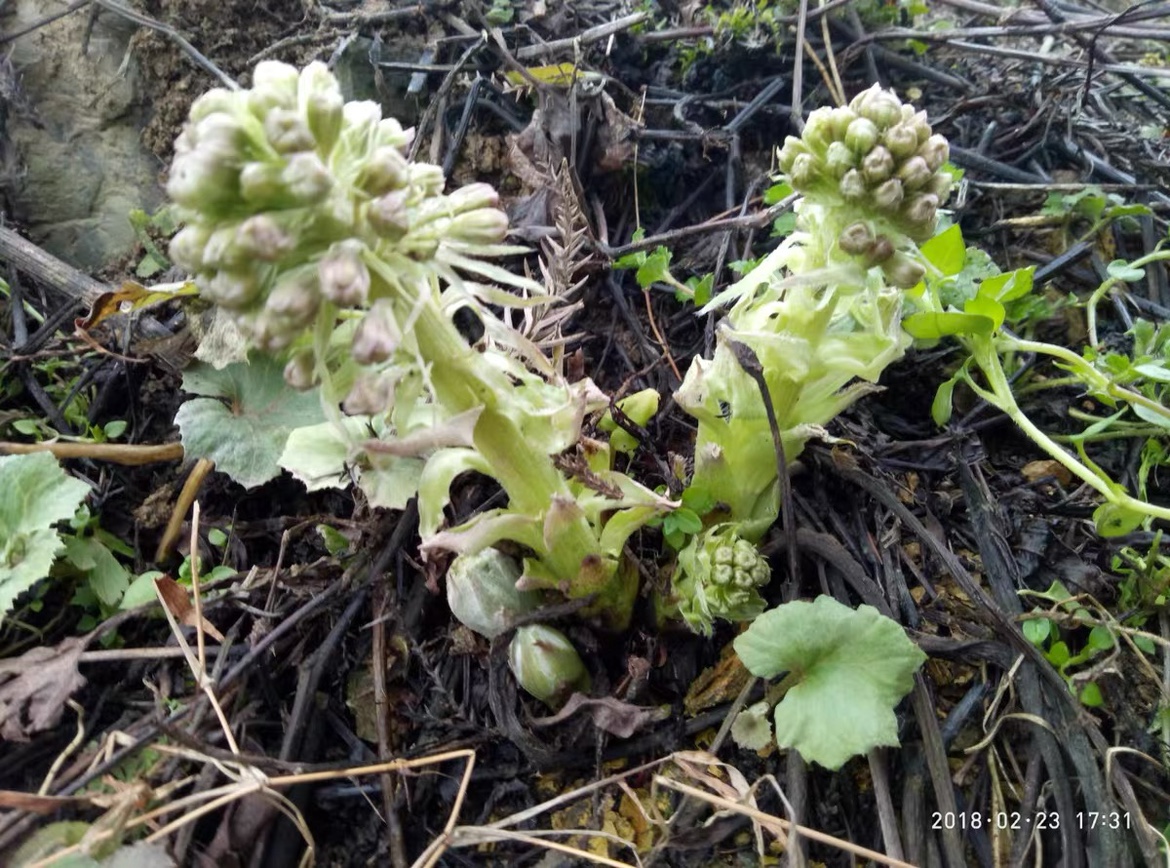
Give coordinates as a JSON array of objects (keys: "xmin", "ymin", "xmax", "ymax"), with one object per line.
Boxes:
[
  {"xmin": 351, "ymin": 300, "xmax": 400, "ymax": 364},
  {"xmin": 673, "ymin": 525, "xmax": 771, "ymax": 636},
  {"xmin": 318, "ymin": 242, "xmax": 370, "ymax": 306},
  {"xmin": 447, "ymin": 548, "xmax": 541, "ymax": 639},
  {"xmin": 508, "ymin": 625, "xmax": 591, "ymax": 709}
]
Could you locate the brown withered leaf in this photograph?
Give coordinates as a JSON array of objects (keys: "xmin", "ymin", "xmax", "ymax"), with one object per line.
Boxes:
[
  {"xmin": 530, "ymin": 694, "xmax": 670, "ymax": 738},
  {"xmin": 155, "ymin": 575, "xmax": 225, "ymax": 642},
  {"xmin": 0, "ymin": 636, "xmax": 86, "ymax": 742}
]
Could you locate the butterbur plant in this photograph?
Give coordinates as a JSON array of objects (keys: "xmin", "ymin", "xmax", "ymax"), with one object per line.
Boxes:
[
  {"xmin": 671, "ymin": 86, "xmax": 953, "ymax": 625},
  {"xmin": 168, "ymin": 62, "xmax": 671, "ymax": 627}
]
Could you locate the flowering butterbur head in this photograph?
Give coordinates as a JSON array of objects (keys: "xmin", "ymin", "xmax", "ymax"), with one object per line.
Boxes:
[
  {"xmin": 166, "ymin": 60, "xmax": 518, "ymax": 372},
  {"xmin": 776, "ymin": 85, "xmax": 951, "ymax": 244},
  {"xmin": 672, "ymin": 524, "xmax": 771, "ymax": 635}
]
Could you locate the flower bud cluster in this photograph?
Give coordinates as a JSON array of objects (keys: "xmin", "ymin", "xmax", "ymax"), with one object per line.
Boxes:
[
  {"xmin": 165, "ymin": 61, "xmax": 512, "ymax": 371},
  {"xmin": 673, "ymin": 525, "xmax": 772, "ymax": 635},
  {"xmin": 777, "ymin": 84, "xmax": 952, "ymax": 248}
]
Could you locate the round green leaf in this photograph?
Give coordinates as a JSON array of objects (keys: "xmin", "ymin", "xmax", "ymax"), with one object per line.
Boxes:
[{"xmin": 733, "ymin": 596, "xmax": 926, "ymax": 770}]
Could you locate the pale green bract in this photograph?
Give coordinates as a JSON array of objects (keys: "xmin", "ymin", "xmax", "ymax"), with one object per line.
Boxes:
[
  {"xmin": 734, "ymin": 596, "xmax": 926, "ymax": 770},
  {"xmin": 0, "ymin": 453, "xmax": 90, "ymax": 621}
]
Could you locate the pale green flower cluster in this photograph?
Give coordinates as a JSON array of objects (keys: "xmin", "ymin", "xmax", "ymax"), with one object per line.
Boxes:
[
  {"xmin": 167, "ymin": 61, "xmax": 513, "ymax": 385},
  {"xmin": 777, "ymin": 84, "xmax": 952, "ymax": 286},
  {"xmin": 674, "ymin": 525, "xmax": 771, "ymax": 635}
]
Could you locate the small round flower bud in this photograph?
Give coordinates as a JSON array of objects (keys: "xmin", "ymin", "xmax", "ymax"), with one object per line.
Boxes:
[
  {"xmin": 305, "ymin": 88, "xmax": 344, "ymax": 154},
  {"xmin": 343, "ymin": 372, "xmax": 394, "ymax": 415},
  {"xmin": 409, "ymin": 163, "xmax": 446, "ymax": 197},
  {"xmin": 264, "ymin": 108, "xmax": 316, "ymax": 154},
  {"xmin": 446, "ymin": 182, "xmax": 501, "ymax": 215},
  {"xmin": 802, "ymin": 107, "xmax": 834, "ymax": 151},
  {"xmin": 853, "ymin": 87, "xmax": 902, "ymax": 128},
  {"xmin": 374, "ymin": 116, "xmax": 412, "ymax": 151},
  {"xmin": 283, "ymin": 350, "xmax": 317, "ymax": 390},
  {"xmin": 359, "ymin": 146, "xmax": 409, "ymax": 196},
  {"xmin": 861, "ymin": 146, "xmax": 895, "ymax": 185},
  {"xmin": 189, "ymin": 88, "xmax": 236, "ymax": 123},
  {"xmin": 249, "ymin": 61, "xmax": 298, "ymax": 112},
  {"xmin": 789, "ymin": 152, "xmax": 820, "ymax": 189},
  {"xmin": 368, "ymin": 191, "xmax": 411, "ymax": 239},
  {"xmin": 236, "ymin": 214, "xmax": 293, "ymax": 261},
  {"xmin": 825, "ymin": 141, "xmax": 856, "ymax": 178},
  {"xmin": 845, "ymin": 117, "xmax": 879, "ymax": 156},
  {"xmin": 777, "ymin": 136, "xmax": 807, "ymax": 173},
  {"xmin": 864, "ymin": 235, "xmax": 895, "ymax": 266},
  {"xmin": 872, "ymin": 179, "xmax": 904, "ymax": 212},
  {"xmin": 897, "ymin": 156, "xmax": 932, "ymax": 191},
  {"xmin": 918, "ymin": 135, "xmax": 950, "ymax": 173},
  {"xmin": 318, "ymin": 242, "xmax": 370, "ymax": 306},
  {"xmin": 168, "ymin": 224, "xmax": 212, "ymax": 271},
  {"xmin": 447, "ymin": 209, "xmax": 509, "ymax": 245},
  {"xmin": 838, "ymin": 222, "xmax": 875, "ymax": 256},
  {"xmin": 192, "ymin": 113, "xmax": 247, "ymax": 158},
  {"xmin": 351, "ymin": 300, "xmax": 399, "ymax": 364},
  {"xmin": 280, "ymin": 152, "xmax": 332, "ymax": 204},
  {"xmin": 829, "ymin": 107, "xmax": 858, "ymax": 140},
  {"xmin": 265, "ymin": 271, "xmax": 321, "ymax": 328},
  {"xmin": 882, "ymin": 252, "xmax": 926, "ymax": 288},
  {"xmin": 239, "ymin": 161, "xmax": 286, "ymax": 204},
  {"xmin": 910, "ymin": 110, "xmax": 932, "ymax": 144},
  {"xmin": 904, "ymin": 192, "xmax": 939, "ymax": 227},
  {"xmin": 839, "ymin": 169, "xmax": 867, "ymax": 201},
  {"xmin": 928, "ymin": 171, "xmax": 953, "ymax": 201},
  {"xmin": 166, "ymin": 151, "xmax": 239, "ymax": 211},
  {"xmin": 883, "ymin": 123, "xmax": 919, "ymax": 160},
  {"xmin": 204, "ymin": 269, "xmax": 263, "ymax": 308},
  {"xmin": 508, "ymin": 625, "xmax": 591, "ymax": 709},
  {"xmin": 202, "ymin": 225, "xmax": 248, "ymax": 269}
]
